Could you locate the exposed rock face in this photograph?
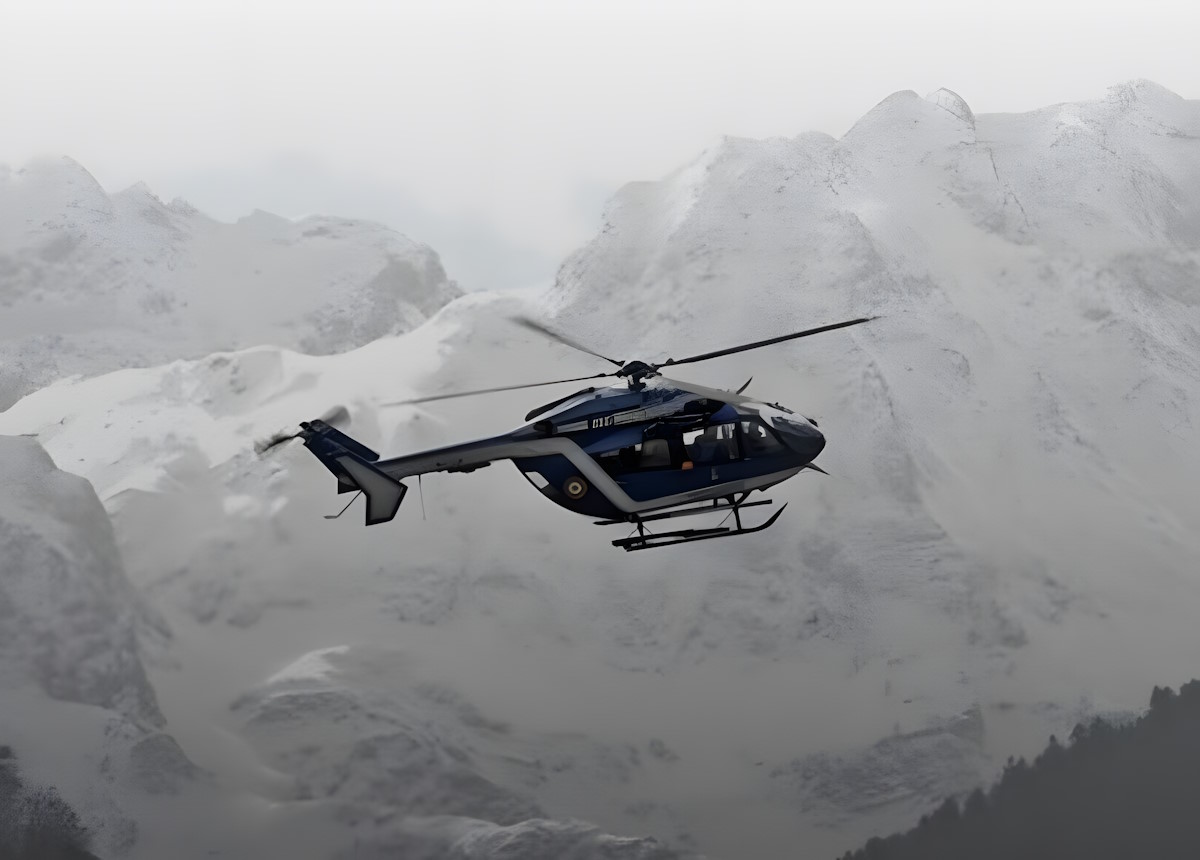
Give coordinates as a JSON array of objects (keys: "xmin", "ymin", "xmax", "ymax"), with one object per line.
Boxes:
[
  {"xmin": 361, "ymin": 816, "xmax": 693, "ymax": 860},
  {"xmin": 0, "ymin": 436, "xmax": 202, "ymax": 856},
  {"xmin": 231, "ymin": 645, "xmax": 697, "ymax": 860},
  {"xmin": 771, "ymin": 706, "xmax": 987, "ymax": 824},
  {"xmin": 0, "ymin": 435, "xmax": 162, "ymax": 726}
]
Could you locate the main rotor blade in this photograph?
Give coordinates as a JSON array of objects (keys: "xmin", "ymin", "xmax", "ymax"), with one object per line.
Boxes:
[
  {"xmin": 511, "ymin": 316, "xmax": 625, "ymax": 368},
  {"xmin": 384, "ymin": 372, "xmax": 618, "ymax": 407},
  {"xmin": 658, "ymin": 317, "xmax": 877, "ymax": 369}
]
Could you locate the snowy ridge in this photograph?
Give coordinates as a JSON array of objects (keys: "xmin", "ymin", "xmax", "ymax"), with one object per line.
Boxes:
[{"xmin": 0, "ymin": 156, "xmax": 461, "ymax": 408}]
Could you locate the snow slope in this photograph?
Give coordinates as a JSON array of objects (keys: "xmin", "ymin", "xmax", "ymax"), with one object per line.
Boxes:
[
  {"xmin": 1, "ymin": 81, "xmax": 1198, "ymax": 858},
  {"xmin": 0, "ymin": 156, "xmax": 461, "ymax": 408}
]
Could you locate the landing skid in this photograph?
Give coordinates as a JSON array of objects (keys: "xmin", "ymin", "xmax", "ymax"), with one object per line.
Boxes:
[
  {"xmin": 592, "ymin": 497, "xmax": 774, "ymax": 527},
  {"xmin": 608, "ymin": 494, "xmax": 788, "ymax": 552}
]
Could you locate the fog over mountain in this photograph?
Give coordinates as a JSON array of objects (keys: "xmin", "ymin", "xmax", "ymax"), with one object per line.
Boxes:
[{"xmin": 1, "ymin": 81, "xmax": 1197, "ymax": 858}]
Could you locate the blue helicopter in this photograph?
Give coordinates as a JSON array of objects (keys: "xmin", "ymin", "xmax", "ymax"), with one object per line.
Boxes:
[{"xmin": 262, "ymin": 316, "xmax": 873, "ymax": 551}]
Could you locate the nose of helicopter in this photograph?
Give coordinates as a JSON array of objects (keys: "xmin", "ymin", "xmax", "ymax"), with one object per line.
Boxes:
[{"xmin": 777, "ymin": 418, "xmax": 825, "ymax": 462}]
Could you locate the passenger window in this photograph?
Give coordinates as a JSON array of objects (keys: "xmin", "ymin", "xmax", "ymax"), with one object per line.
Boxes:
[
  {"xmin": 595, "ymin": 421, "xmax": 753, "ymax": 472},
  {"xmin": 595, "ymin": 441, "xmax": 678, "ymax": 472},
  {"xmin": 596, "ymin": 443, "xmax": 643, "ymax": 473},
  {"xmin": 685, "ymin": 423, "xmax": 739, "ymax": 464}
]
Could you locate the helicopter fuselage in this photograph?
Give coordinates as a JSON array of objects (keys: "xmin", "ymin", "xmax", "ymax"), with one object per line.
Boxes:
[{"xmin": 345, "ymin": 377, "xmax": 826, "ymax": 523}]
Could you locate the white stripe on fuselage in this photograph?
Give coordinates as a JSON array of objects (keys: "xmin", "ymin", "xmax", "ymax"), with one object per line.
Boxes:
[{"xmin": 374, "ymin": 435, "xmax": 802, "ymax": 514}]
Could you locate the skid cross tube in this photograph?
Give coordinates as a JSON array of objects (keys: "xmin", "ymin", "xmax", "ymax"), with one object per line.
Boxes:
[
  {"xmin": 592, "ymin": 495, "xmax": 773, "ymax": 527},
  {"xmin": 611, "ymin": 495, "xmax": 788, "ymax": 552}
]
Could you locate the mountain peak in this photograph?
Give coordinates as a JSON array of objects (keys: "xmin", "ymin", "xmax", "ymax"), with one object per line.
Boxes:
[
  {"xmin": 842, "ymin": 87, "xmax": 975, "ymax": 146},
  {"xmin": 115, "ymin": 179, "xmax": 164, "ymax": 203},
  {"xmin": 0, "ymin": 155, "xmax": 114, "ymax": 240},
  {"xmin": 1106, "ymin": 78, "xmax": 1184, "ymax": 104},
  {"xmin": 925, "ymin": 87, "xmax": 976, "ymax": 127}
]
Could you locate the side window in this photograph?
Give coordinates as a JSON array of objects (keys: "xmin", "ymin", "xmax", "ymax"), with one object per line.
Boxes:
[
  {"xmin": 740, "ymin": 420, "xmax": 784, "ymax": 457},
  {"xmin": 594, "ymin": 441, "xmax": 676, "ymax": 471},
  {"xmin": 685, "ymin": 423, "xmax": 739, "ymax": 464},
  {"xmin": 596, "ymin": 443, "xmax": 644, "ymax": 473}
]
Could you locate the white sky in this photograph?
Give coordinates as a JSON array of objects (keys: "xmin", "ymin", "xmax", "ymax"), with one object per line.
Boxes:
[{"xmin": 2, "ymin": 0, "xmax": 1197, "ymax": 290}]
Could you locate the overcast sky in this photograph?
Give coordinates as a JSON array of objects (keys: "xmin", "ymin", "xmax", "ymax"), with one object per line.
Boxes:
[{"xmin": 2, "ymin": 0, "xmax": 1197, "ymax": 290}]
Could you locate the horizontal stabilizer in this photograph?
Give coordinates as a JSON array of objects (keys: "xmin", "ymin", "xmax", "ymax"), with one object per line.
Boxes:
[{"xmin": 803, "ymin": 462, "xmax": 829, "ymax": 475}]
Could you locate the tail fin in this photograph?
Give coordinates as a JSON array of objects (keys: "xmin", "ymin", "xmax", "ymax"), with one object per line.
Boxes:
[
  {"xmin": 299, "ymin": 419, "xmax": 407, "ymax": 525},
  {"xmin": 301, "ymin": 419, "xmax": 381, "ymax": 462}
]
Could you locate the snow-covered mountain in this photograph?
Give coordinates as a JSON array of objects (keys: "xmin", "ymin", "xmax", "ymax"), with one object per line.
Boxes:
[
  {"xmin": 0, "ymin": 157, "xmax": 461, "ymax": 409},
  {"xmin": 1, "ymin": 80, "xmax": 1198, "ymax": 858}
]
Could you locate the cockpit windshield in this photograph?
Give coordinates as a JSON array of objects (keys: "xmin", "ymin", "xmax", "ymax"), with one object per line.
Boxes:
[{"xmin": 740, "ymin": 419, "xmax": 785, "ymax": 456}]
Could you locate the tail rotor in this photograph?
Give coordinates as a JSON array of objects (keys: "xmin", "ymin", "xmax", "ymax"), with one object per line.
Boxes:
[{"xmin": 255, "ymin": 405, "xmax": 351, "ymax": 455}]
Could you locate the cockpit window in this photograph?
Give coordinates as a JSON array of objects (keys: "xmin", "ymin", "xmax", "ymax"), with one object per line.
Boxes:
[
  {"xmin": 771, "ymin": 415, "xmax": 811, "ymax": 436},
  {"xmin": 740, "ymin": 419, "xmax": 785, "ymax": 456}
]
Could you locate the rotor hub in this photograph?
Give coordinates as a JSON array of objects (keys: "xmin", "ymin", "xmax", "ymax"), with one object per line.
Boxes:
[{"xmin": 616, "ymin": 360, "xmax": 658, "ymax": 386}]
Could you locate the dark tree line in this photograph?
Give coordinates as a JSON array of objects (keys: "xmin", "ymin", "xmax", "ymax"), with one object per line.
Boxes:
[
  {"xmin": 0, "ymin": 746, "xmax": 97, "ymax": 860},
  {"xmin": 838, "ymin": 680, "xmax": 1200, "ymax": 860}
]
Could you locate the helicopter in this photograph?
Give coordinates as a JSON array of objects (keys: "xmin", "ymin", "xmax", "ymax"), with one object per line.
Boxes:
[{"xmin": 261, "ymin": 315, "xmax": 874, "ymax": 551}]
